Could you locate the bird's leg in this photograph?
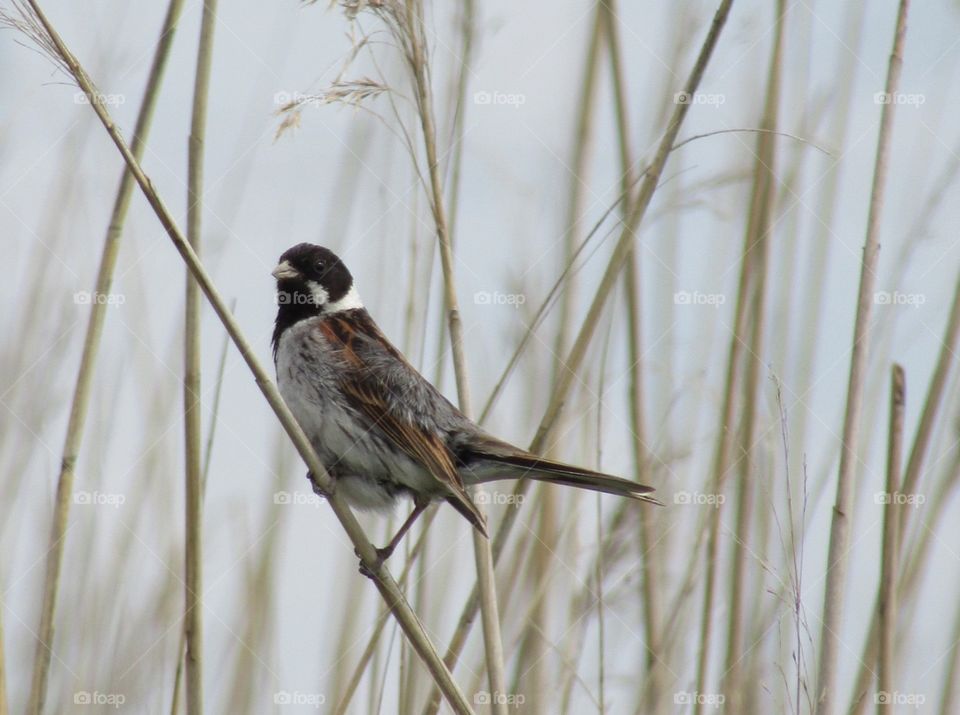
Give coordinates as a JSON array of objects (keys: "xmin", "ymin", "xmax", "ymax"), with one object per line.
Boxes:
[
  {"xmin": 357, "ymin": 496, "xmax": 430, "ymax": 577},
  {"xmin": 306, "ymin": 470, "xmax": 334, "ymax": 500}
]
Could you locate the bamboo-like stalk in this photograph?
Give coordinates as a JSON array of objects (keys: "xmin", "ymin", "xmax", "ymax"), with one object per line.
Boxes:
[
  {"xmin": 718, "ymin": 5, "xmax": 784, "ymax": 711},
  {"xmin": 600, "ymin": 1, "xmax": 666, "ymax": 708},
  {"xmin": 511, "ymin": 490, "xmax": 555, "ymax": 715},
  {"xmin": 424, "ymin": 4, "xmax": 737, "ymax": 713},
  {"xmin": 785, "ymin": 0, "xmax": 865, "ymax": 421},
  {"xmin": 183, "ymin": 1, "xmax": 218, "ymax": 711},
  {"xmin": 400, "ymin": 216, "xmax": 425, "ymax": 715},
  {"xmin": 442, "ymin": 0, "xmax": 475, "ymax": 242},
  {"xmin": 848, "ymin": 441, "xmax": 960, "ymax": 713},
  {"xmin": 593, "ymin": 337, "xmax": 612, "ymax": 715},
  {"xmin": 554, "ymin": 2, "xmax": 603, "ymax": 367},
  {"xmin": 847, "ymin": 266, "xmax": 960, "ymax": 715},
  {"xmin": 221, "ymin": 428, "xmax": 292, "ymax": 715},
  {"xmin": 937, "ymin": 580, "xmax": 960, "ymax": 715},
  {"xmin": 423, "ymin": 0, "xmax": 476, "ymax": 423},
  {"xmin": 172, "ymin": 310, "xmax": 235, "ymax": 715},
  {"xmin": 877, "ymin": 366, "xmax": 904, "ymax": 712},
  {"xmin": 0, "ymin": 608, "xmax": 6, "ymax": 715},
  {"xmin": 400, "ymin": 2, "xmax": 507, "ymax": 710},
  {"xmin": 332, "ymin": 509, "xmax": 440, "ymax": 715},
  {"xmin": 896, "ymin": 292, "xmax": 960, "ymax": 520},
  {"xmin": 13, "ymin": 4, "xmax": 475, "ymax": 711},
  {"xmin": 23, "ymin": 1, "xmax": 187, "ymax": 712},
  {"xmin": 428, "ymin": 0, "xmax": 475, "ymax": 401},
  {"xmin": 692, "ymin": 76, "xmax": 760, "ymax": 715},
  {"xmin": 513, "ymin": 8, "xmax": 604, "ymax": 709},
  {"xmin": 595, "ymin": 504, "xmax": 607, "ymax": 715},
  {"xmin": 531, "ymin": 0, "xmax": 734, "ymax": 454},
  {"xmin": 815, "ymin": 3, "xmax": 911, "ymax": 712},
  {"xmin": 402, "ymin": 0, "xmax": 470, "ymax": 411}
]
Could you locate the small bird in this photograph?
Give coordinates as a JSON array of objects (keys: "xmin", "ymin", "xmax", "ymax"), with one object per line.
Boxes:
[{"xmin": 272, "ymin": 243, "xmax": 658, "ymax": 564}]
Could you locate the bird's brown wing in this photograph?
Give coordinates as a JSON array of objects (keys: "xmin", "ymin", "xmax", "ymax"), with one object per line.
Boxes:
[{"xmin": 317, "ymin": 313, "xmax": 488, "ymax": 535}]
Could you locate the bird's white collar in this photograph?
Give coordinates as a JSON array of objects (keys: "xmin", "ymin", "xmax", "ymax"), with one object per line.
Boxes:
[{"xmin": 323, "ymin": 284, "xmax": 364, "ymax": 313}]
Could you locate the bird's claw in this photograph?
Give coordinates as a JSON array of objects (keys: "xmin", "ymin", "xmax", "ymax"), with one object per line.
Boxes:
[
  {"xmin": 306, "ymin": 470, "xmax": 333, "ymax": 500},
  {"xmin": 355, "ymin": 545, "xmax": 394, "ymax": 579}
]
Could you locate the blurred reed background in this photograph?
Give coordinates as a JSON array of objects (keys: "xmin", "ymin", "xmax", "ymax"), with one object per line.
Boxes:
[{"xmin": 2, "ymin": 0, "xmax": 960, "ymax": 713}]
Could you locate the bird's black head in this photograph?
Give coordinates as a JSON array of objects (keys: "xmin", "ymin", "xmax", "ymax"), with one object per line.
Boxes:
[
  {"xmin": 272, "ymin": 243, "xmax": 357, "ymax": 308},
  {"xmin": 271, "ymin": 244, "xmax": 363, "ymax": 357}
]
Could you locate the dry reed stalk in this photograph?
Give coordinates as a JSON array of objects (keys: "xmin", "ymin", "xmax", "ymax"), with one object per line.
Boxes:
[
  {"xmin": 400, "ymin": 219, "xmax": 426, "ymax": 715},
  {"xmin": 510, "ymin": 497, "xmax": 556, "ymax": 708},
  {"xmin": 937, "ymin": 575, "xmax": 960, "ymax": 715},
  {"xmin": 593, "ymin": 330, "xmax": 615, "ymax": 714},
  {"xmin": 848, "ymin": 267, "xmax": 960, "ymax": 714},
  {"xmin": 846, "ymin": 440, "xmax": 960, "ymax": 711},
  {"xmin": 554, "ymin": 2, "xmax": 604, "ymax": 365},
  {"xmin": 425, "ymin": 4, "xmax": 737, "ymax": 712},
  {"xmin": 0, "ymin": 137, "xmax": 85, "ymax": 527},
  {"xmin": 0, "ymin": 609, "xmax": 6, "ymax": 715},
  {"xmin": 332, "ymin": 508, "xmax": 440, "ymax": 715},
  {"xmin": 815, "ymin": 2, "xmax": 911, "ymax": 712},
  {"xmin": 717, "ymin": 4, "xmax": 784, "ymax": 711},
  {"xmin": 11, "ymin": 3, "xmax": 475, "ymax": 710},
  {"xmin": 183, "ymin": 1, "xmax": 219, "ymax": 712},
  {"xmin": 399, "ymin": 0, "xmax": 508, "ymax": 708},
  {"xmin": 17, "ymin": 1, "xmax": 188, "ymax": 711},
  {"xmin": 0, "ymin": 145, "xmax": 90, "ymax": 703},
  {"xmin": 878, "ymin": 366, "xmax": 904, "ymax": 711},
  {"xmin": 441, "ymin": 0, "xmax": 476, "ymax": 243},
  {"xmin": 221, "ymin": 431, "xmax": 292, "ymax": 714},
  {"xmin": 530, "ymin": 0, "xmax": 733, "ymax": 457},
  {"xmin": 172, "ymin": 303, "xmax": 234, "ymax": 715},
  {"xmin": 598, "ymin": 1, "xmax": 667, "ymax": 708},
  {"xmin": 512, "ymin": 488, "xmax": 557, "ymax": 715},
  {"xmin": 692, "ymin": 89, "xmax": 757, "ymax": 715},
  {"xmin": 513, "ymin": 8, "xmax": 605, "ymax": 709}
]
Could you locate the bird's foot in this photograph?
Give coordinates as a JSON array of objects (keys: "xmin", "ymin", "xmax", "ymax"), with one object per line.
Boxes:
[
  {"xmin": 355, "ymin": 545, "xmax": 394, "ymax": 579},
  {"xmin": 306, "ymin": 471, "xmax": 333, "ymax": 500}
]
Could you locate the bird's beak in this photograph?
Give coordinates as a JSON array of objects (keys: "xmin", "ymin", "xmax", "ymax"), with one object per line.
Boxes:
[{"xmin": 271, "ymin": 260, "xmax": 299, "ymax": 281}]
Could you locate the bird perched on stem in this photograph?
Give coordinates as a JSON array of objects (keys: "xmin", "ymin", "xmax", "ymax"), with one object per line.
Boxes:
[{"xmin": 272, "ymin": 243, "xmax": 659, "ymax": 567}]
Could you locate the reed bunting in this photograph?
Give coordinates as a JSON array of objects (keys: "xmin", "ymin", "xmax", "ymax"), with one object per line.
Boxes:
[{"xmin": 272, "ymin": 243, "xmax": 658, "ymax": 564}]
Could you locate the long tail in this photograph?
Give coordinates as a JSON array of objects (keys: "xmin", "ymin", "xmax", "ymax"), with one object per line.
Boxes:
[{"xmin": 462, "ymin": 441, "xmax": 662, "ymax": 505}]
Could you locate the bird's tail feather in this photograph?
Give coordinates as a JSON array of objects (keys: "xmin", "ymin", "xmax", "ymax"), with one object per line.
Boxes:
[{"xmin": 465, "ymin": 448, "xmax": 662, "ymax": 505}]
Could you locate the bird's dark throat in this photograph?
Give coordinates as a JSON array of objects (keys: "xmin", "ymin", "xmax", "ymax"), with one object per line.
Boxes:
[{"xmin": 272, "ymin": 284, "xmax": 322, "ymax": 359}]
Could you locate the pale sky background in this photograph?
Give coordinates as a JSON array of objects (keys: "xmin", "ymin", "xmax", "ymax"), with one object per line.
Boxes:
[{"xmin": 4, "ymin": 0, "xmax": 960, "ymax": 712}]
